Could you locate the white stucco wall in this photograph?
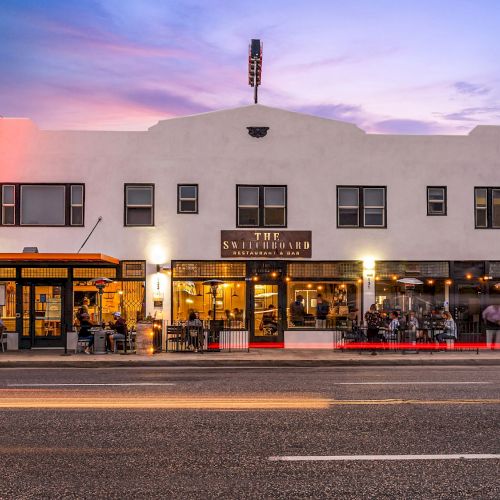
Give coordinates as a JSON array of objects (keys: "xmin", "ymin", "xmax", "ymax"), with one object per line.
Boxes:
[{"xmin": 1, "ymin": 105, "xmax": 500, "ymax": 315}]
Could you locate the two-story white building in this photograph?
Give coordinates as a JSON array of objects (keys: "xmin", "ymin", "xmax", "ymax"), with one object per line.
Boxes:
[{"xmin": 1, "ymin": 104, "xmax": 499, "ymax": 349}]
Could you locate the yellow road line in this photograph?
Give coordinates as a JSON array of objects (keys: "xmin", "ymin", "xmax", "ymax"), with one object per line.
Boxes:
[
  {"xmin": 328, "ymin": 399, "xmax": 500, "ymax": 405},
  {"xmin": 0, "ymin": 397, "xmax": 329, "ymax": 410},
  {"xmin": 0, "ymin": 396, "xmax": 498, "ymax": 410}
]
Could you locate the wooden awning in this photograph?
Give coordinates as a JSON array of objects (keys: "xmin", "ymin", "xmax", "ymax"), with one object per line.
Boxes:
[{"xmin": 0, "ymin": 253, "xmax": 120, "ymax": 265}]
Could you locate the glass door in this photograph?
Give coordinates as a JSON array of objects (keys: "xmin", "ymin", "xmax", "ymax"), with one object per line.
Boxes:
[
  {"xmin": 251, "ymin": 283, "xmax": 283, "ymax": 342},
  {"xmin": 24, "ymin": 284, "xmax": 64, "ymax": 348},
  {"xmin": 452, "ymin": 283, "xmax": 483, "ymax": 327}
]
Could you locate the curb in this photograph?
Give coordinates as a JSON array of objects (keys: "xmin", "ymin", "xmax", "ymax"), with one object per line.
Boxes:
[{"xmin": 1, "ymin": 358, "xmax": 499, "ymax": 368}]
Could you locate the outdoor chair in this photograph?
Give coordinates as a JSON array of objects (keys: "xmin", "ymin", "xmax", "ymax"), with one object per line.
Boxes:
[
  {"xmin": 75, "ymin": 338, "xmax": 91, "ymax": 354},
  {"xmin": 114, "ymin": 331, "xmax": 135, "ymax": 353}
]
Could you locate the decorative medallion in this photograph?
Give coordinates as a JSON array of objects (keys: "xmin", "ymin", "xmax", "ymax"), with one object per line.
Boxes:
[{"xmin": 247, "ymin": 126, "xmax": 269, "ymax": 138}]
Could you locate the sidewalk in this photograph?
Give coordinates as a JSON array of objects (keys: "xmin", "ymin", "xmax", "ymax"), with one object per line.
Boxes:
[{"xmin": 1, "ymin": 349, "xmax": 499, "ymax": 368}]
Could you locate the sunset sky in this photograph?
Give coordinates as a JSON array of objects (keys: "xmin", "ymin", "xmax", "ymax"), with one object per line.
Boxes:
[{"xmin": 2, "ymin": 0, "xmax": 500, "ymax": 133}]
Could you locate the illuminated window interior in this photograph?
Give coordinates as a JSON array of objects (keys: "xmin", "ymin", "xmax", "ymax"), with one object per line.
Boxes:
[
  {"xmin": 173, "ymin": 281, "xmax": 246, "ymax": 324},
  {"xmin": 286, "ymin": 281, "xmax": 361, "ymax": 328}
]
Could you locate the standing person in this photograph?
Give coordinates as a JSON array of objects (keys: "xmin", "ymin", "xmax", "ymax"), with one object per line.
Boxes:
[
  {"xmin": 289, "ymin": 295, "xmax": 305, "ymax": 327},
  {"xmin": 482, "ymin": 305, "xmax": 500, "ymax": 349},
  {"xmin": 108, "ymin": 312, "xmax": 127, "ymax": 352},
  {"xmin": 78, "ymin": 313, "xmax": 94, "ymax": 354},
  {"xmin": 365, "ymin": 304, "xmax": 382, "ymax": 354},
  {"xmin": 435, "ymin": 311, "xmax": 457, "ymax": 346},
  {"xmin": 407, "ymin": 311, "xmax": 419, "ymax": 345},
  {"xmin": 315, "ymin": 293, "xmax": 330, "ymax": 328},
  {"xmin": 186, "ymin": 311, "xmax": 203, "ymax": 352}
]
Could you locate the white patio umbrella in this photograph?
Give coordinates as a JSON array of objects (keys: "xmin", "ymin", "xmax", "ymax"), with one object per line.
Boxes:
[{"xmin": 397, "ymin": 278, "xmax": 424, "ymax": 285}]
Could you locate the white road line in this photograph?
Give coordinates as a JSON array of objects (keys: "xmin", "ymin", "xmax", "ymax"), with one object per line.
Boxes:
[
  {"xmin": 329, "ymin": 382, "xmax": 490, "ymax": 385},
  {"xmin": 6, "ymin": 383, "xmax": 175, "ymax": 387},
  {"xmin": 269, "ymin": 454, "xmax": 500, "ymax": 462}
]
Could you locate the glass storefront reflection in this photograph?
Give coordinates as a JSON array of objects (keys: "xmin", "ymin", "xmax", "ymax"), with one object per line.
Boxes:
[
  {"xmin": 286, "ymin": 281, "xmax": 361, "ymax": 328},
  {"xmin": 375, "ymin": 279, "xmax": 446, "ymax": 317}
]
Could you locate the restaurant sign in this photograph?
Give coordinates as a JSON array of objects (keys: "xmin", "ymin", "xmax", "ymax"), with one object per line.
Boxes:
[{"xmin": 221, "ymin": 231, "xmax": 312, "ymax": 258}]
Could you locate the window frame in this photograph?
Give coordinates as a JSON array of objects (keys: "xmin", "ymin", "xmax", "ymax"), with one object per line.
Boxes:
[
  {"xmin": 70, "ymin": 184, "xmax": 85, "ymax": 226},
  {"xmin": 124, "ymin": 183, "xmax": 155, "ymax": 227},
  {"xmin": 236, "ymin": 184, "xmax": 287, "ymax": 228},
  {"xmin": 427, "ymin": 186, "xmax": 447, "ymax": 216},
  {"xmin": 263, "ymin": 186, "xmax": 287, "ymax": 227},
  {"xmin": 1, "ymin": 184, "xmax": 16, "ymax": 225},
  {"xmin": 177, "ymin": 184, "xmax": 199, "ymax": 214},
  {"xmin": 0, "ymin": 183, "xmax": 84, "ymax": 227},
  {"xmin": 474, "ymin": 187, "xmax": 500, "ymax": 229},
  {"xmin": 337, "ymin": 186, "xmax": 387, "ymax": 228}
]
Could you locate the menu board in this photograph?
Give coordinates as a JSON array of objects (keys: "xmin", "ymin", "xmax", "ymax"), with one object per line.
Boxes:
[{"xmin": 45, "ymin": 298, "xmax": 62, "ymax": 320}]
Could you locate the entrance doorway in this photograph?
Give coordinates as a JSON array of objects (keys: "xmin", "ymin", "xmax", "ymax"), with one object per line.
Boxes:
[
  {"xmin": 453, "ymin": 283, "xmax": 482, "ymax": 323},
  {"xmin": 250, "ymin": 282, "xmax": 284, "ymax": 343},
  {"xmin": 22, "ymin": 283, "xmax": 65, "ymax": 348}
]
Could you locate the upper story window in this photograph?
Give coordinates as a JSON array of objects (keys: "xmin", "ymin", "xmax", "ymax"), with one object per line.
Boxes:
[
  {"xmin": 177, "ymin": 184, "xmax": 198, "ymax": 214},
  {"xmin": 237, "ymin": 185, "xmax": 287, "ymax": 227},
  {"xmin": 475, "ymin": 187, "xmax": 500, "ymax": 228},
  {"xmin": 337, "ymin": 186, "xmax": 386, "ymax": 228},
  {"xmin": 0, "ymin": 183, "xmax": 84, "ymax": 227},
  {"xmin": 427, "ymin": 186, "xmax": 447, "ymax": 216},
  {"xmin": 124, "ymin": 184, "xmax": 154, "ymax": 226},
  {"xmin": 1, "ymin": 185, "xmax": 15, "ymax": 225}
]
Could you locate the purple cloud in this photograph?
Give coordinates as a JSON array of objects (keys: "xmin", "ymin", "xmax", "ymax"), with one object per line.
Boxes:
[
  {"xmin": 453, "ymin": 81, "xmax": 490, "ymax": 96},
  {"xmin": 442, "ymin": 106, "xmax": 500, "ymax": 121},
  {"xmin": 123, "ymin": 88, "xmax": 212, "ymax": 115}
]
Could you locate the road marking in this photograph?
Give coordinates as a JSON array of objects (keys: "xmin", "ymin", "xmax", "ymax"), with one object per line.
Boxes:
[
  {"xmin": 0, "ymin": 396, "xmax": 329, "ymax": 410},
  {"xmin": 329, "ymin": 382, "xmax": 490, "ymax": 385},
  {"xmin": 269, "ymin": 454, "xmax": 500, "ymax": 462},
  {"xmin": 0, "ymin": 394, "xmax": 498, "ymax": 410},
  {"xmin": 327, "ymin": 399, "xmax": 500, "ymax": 406},
  {"xmin": 6, "ymin": 383, "xmax": 176, "ymax": 387}
]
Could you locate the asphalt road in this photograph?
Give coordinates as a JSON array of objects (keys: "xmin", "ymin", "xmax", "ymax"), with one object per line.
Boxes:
[{"xmin": 0, "ymin": 366, "xmax": 499, "ymax": 499}]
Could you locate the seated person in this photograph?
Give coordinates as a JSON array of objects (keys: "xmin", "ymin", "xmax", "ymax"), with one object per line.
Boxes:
[
  {"xmin": 78, "ymin": 313, "xmax": 94, "ymax": 354},
  {"xmin": 261, "ymin": 304, "xmax": 278, "ymax": 334},
  {"xmin": 435, "ymin": 311, "xmax": 457, "ymax": 345},
  {"xmin": 108, "ymin": 312, "xmax": 127, "ymax": 351},
  {"xmin": 186, "ymin": 311, "xmax": 203, "ymax": 351},
  {"xmin": 384, "ymin": 311, "xmax": 400, "ymax": 341}
]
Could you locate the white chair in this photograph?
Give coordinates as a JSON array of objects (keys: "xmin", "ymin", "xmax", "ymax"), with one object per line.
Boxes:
[
  {"xmin": 75, "ymin": 338, "xmax": 91, "ymax": 354},
  {"xmin": 0, "ymin": 328, "xmax": 8, "ymax": 352}
]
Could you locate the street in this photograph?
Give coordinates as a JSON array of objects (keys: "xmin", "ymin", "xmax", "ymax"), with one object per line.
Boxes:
[{"xmin": 0, "ymin": 366, "xmax": 499, "ymax": 499}]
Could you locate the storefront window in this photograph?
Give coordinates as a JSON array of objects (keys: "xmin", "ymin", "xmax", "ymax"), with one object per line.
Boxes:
[
  {"xmin": 0, "ymin": 281, "xmax": 16, "ymax": 331},
  {"xmin": 287, "ymin": 281, "xmax": 361, "ymax": 329},
  {"xmin": 375, "ymin": 279, "xmax": 446, "ymax": 320},
  {"xmin": 73, "ymin": 280, "xmax": 144, "ymax": 329},
  {"xmin": 173, "ymin": 281, "xmax": 246, "ymax": 326}
]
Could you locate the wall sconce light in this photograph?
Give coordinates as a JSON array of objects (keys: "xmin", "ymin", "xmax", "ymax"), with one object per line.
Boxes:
[{"xmin": 363, "ymin": 257, "xmax": 376, "ymax": 270}]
